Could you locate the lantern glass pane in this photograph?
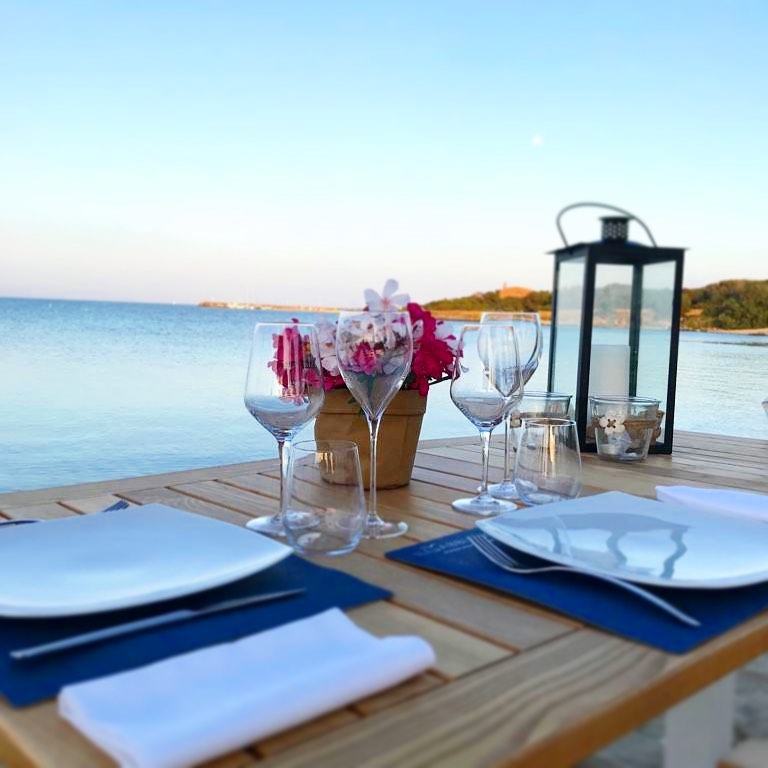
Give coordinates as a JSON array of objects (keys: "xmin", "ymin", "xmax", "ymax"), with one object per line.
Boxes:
[
  {"xmin": 636, "ymin": 260, "xmax": 676, "ymax": 443},
  {"xmin": 589, "ymin": 262, "xmax": 633, "ymax": 393},
  {"xmin": 551, "ymin": 256, "xmax": 585, "ymax": 399},
  {"xmin": 584, "ymin": 263, "xmax": 634, "ymax": 445}
]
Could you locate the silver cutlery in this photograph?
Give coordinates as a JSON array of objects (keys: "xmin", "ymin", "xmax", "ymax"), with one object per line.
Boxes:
[
  {"xmin": 10, "ymin": 587, "xmax": 307, "ymax": 660},
  {"xmin": 0, "ymin": 499, "xmax": 129, "ymax": 529},
  {"xmin": 469, "ymin": 534, "xmax": 701, "ymax": 628}
]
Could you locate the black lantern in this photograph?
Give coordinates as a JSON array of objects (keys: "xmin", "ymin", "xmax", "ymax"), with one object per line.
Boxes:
[{"xmin": 547, "ymin": 203, "xmax": 685, "ymax": 454}]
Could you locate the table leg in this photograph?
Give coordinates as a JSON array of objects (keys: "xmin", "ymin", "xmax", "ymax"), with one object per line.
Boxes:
[{"xmin": 664, "ymin": 673, "xmax": 735, "ymax": 768}]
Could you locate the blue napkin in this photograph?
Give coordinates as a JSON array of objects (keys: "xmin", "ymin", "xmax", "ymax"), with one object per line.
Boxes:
[
  {"xmin": 0, "ymin": 556, "xmax": 389, "ymax": 707},
  {"xmin": 387, "ymin": 530, "xmax": 768, "ymax": 654}
]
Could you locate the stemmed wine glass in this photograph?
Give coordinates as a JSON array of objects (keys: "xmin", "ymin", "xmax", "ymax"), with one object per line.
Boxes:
[
  {"xmin": 480, "ymin": 312, "xmax": 543, "ymax": 500},
  {"xmin": 335, "ymin": 310, "xmax": 413, "ymax": 539},
  {"xmin": 450, "ymin": 324, "xmax": 524, "ymax": 515},
  {"xmin": 243, "ymin": 323, "xmax": 325, "ymax": 536}
]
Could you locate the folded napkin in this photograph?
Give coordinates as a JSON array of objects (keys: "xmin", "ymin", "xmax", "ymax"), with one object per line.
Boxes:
[
  {"xmin": 60, "ymin": 608, "xmax": 435, "ymax": 768},
  {"xmin": 656, "ymin": 485, "xmax": 768, "ymax": 521}
]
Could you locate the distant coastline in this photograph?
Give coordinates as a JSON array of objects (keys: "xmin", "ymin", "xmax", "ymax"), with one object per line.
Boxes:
[
  {"xmin": 198, "ymin": 301, "xmax": 768, "ymax": 335},
  {"xmin": 199, "ymin": 301, "xmax": 342, "ymax": 314}
]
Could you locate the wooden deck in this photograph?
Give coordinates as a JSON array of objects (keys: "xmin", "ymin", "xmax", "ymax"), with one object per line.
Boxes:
[{"xmin": 0, "ymin": 430, "xmax": 767, "ymax": 768}]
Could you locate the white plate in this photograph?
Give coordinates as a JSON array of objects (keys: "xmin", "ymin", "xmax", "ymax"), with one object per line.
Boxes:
[
  {"xmin": 476, "ymin": 491, "xmax": 768, "ymax": 590},
  {"xmin": 0, "ymin": 504, "xmax": 292, "ymax": 617}
]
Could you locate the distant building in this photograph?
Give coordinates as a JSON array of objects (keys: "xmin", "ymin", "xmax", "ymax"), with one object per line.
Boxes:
[{"xmin": 498, "ymin": 284, "xmax": 532, "ymax": 299}]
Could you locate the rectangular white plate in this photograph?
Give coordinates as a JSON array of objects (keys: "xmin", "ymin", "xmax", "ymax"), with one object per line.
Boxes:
[
  {"xmin": 477, "ymin": 491, "xmax": 768, "ymax": 589},
  {"xmin": 0, "ymin": 504, "xmax": 292, "ymax": 617}
]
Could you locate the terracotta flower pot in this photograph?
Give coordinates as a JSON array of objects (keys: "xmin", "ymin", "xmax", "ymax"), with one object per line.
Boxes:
[{"xmin": 313, "ymin": 389, "xmax": 428, "ymax": 489}]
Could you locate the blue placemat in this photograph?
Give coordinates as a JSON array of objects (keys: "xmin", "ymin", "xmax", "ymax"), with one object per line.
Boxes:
[
  {"xmin": 0, "ymin": 556, "xmax": 390, "ymax": 707},
  {"xmin": 387, "ymin": 530, "xmax": 768, "ymax": 654}
]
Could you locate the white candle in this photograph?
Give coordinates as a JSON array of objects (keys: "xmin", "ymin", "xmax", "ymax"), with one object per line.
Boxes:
[{"xmin": 589, "ymin": 344, "xmax": 630, "ymax": 397}]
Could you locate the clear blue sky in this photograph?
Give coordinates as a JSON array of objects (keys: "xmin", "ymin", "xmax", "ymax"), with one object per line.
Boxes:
[{"xmin": 1, "ymin": 1, "xmax": 766, "ymax": 306}]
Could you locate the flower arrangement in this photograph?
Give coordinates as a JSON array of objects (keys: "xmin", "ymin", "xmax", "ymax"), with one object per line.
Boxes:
[{"xmin": 317, "ymin": 280, "xmax": 457, "ymax": 396}]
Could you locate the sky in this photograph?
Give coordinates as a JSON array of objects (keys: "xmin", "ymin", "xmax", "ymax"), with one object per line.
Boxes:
[{"xmin": 1, "ymin": 1, "xmax": 767, "ymax": 307}]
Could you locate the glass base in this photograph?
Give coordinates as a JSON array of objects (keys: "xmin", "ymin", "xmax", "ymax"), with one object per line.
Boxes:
[
  {"xmin": 517, "ymin": 491, "xmax": 573, "ymax": 505},
  {"xmin": 363, "ymin": 518, "xmax": 408, "ymax": 539},
  {"xmin": 514, "ymin": 481, "xmax": 576, "ymax": 506},
  {"xmin": 246, "ymin": 510, "xmax": 318, "ymax": 538},
  {"xmin": 245, "ymin": 515, "xmax": 286, "ymax": 537},
  {"xmin": 288, "ymin": 531, "xmax": 359, "ymax": 556},
  {"xmin": 452, "ymin": 495, "xmax": 516, "ymax": 516},
  {"xmin": 488, "ymin": 480, "xmax": 520, "ymax": 501}
]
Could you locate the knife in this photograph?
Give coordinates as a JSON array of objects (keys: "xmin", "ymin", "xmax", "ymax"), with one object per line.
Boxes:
[{"xmin": 10, "ymin": 587, "xmax": 306, "ymax": 661}]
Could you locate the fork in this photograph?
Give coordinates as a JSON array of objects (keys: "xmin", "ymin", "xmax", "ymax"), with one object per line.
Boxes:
[
  {"xmin": 469, "ymin": 534, "xmax": 700, "ymax": 627},
  {"xmin": 0, "ymin": 499, "xmax": 130, "ymax": 528}
]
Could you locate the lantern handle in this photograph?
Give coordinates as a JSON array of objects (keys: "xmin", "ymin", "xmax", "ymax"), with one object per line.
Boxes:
[{"xmin": 556, "ymin": 202, "xmax": 658, "ymax": 248}]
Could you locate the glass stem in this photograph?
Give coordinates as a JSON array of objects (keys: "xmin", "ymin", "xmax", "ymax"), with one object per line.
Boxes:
[
  {"xmin": 479, "ymin": 428, "xmax": 492, "ymax": 498},
  {"xmin": 503, "ymin": 416, "xmax": 513, "ymax": 483},
  {"xmin": 367, "ymin": 416, "xmax": 382, "ymax": 523},
  {"xmin": 276, "ymin": 437, "xmax": 291, "ymax": 523}
]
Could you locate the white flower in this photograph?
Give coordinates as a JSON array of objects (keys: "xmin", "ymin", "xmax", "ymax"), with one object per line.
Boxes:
[
  {"xmin": 316, "ymin": 320, "xmax": 340, "ymax": 376},
  {"xmin": 598, "ymin": 409, "xmax": 626, "ymax": 436},
  {"xmin": 435, "ymin": 319, "xmax": 458, "ymax": 352},
  {"xmin": 364, "ymin": 279, "xmax": 410, "ymax": 312}
]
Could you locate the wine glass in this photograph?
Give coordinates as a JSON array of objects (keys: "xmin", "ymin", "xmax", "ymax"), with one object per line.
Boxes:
[
  {"xmin": 514, "ymin": 418, "xmax": 582, "ymax": 504},
  {"xmin": 243, "ymin": 323, "xmax": 325, "ymax": 536},
  {"xmin": 480, "ymin": 312, "xmax": 543, "ymax": 501},
  {"xmin": 335, "ymin": 310, "xmax": 413, "ymax": 539},
  {"xmin": 450, "ymin": 324, "xmax": 524, "ymax": 515},
  {"xmin": 283, "ymin": 439, "xmax": 366, "ymax": 556}
]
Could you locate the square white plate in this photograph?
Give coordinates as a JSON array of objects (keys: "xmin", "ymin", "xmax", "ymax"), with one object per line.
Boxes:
[
  {"xmin": 477, "ymin": 491, "xmax": 768, "ymax": 589},
  {"xmin": 0, "ymin": 504, "xmax": 292, "ymax": 617}
]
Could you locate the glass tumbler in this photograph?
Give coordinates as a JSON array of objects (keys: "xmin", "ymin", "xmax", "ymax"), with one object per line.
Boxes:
[
  {"xmin": 283, "ymin": 440, "xmax": 366, "ymax": 556},
  {"xmin": 514, "ymin": 418, "xmax": 582, "ymax": 505},
  {"xmin": 516, "ymin": 391, "xmax": 572, "ymax": 423}
]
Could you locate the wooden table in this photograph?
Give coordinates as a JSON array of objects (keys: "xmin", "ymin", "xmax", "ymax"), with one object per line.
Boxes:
[{"xmin": 0, "ymin": 430, "xmax": 766, "ymax": 768}]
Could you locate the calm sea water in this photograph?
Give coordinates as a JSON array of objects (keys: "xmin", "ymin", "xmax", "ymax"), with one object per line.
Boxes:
[{"xmin": 1, "ymin": 298, "xmax": 766, "ymax": 493}]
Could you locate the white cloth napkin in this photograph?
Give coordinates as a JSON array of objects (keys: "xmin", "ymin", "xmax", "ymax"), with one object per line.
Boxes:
[
  {"xmin": 656, "ymin": 485, "xmax": 768, "ymax": 521},
  {"xmin": 59, "ymin": 608, "xmax": 435, "ymax": 768}
]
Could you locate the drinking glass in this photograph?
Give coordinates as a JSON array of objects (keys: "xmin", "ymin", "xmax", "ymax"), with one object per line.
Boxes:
[
  {"xmin": 335, "ymin": 310, "xmax": 413, "ymax": 539},
  {"xmin": 244, "ymin": 323, "xmax": 325, "ymax": 536},
  {"xmin": 283, "ymin": 440, "xmax": 366, "ymax": 556},
  {"xmin": 517, "ymin": 391, "xmax": 572, "ymax": 422},
  {"xmin": 514, "ymin": 418, "xmax": 582, "ymax": 504},
  {"xmin": 450, "ymin": 324, "xmax": 524, "ymax": 515},
  {"xmin": 481, "ymin": 312, "xmax": 543, "ymax": 501}
]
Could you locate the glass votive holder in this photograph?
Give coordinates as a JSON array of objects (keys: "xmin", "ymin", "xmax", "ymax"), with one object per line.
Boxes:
[{"xmin": 589, "ymin": 396, "xmax": 661, "ymax": 462}]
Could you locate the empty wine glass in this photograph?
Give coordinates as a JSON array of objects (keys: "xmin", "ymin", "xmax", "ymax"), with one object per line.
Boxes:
[
  {"xmin": 450, "ymin": 324, "xmax": 524, "ymax": 515},
  {"xmin": 244, "ymin": 323, "xmax": 325, "ymax": 536},
  {"xmin": 283, "ymin": 440, "xmax": 366, "ymax": 556},
  {"xmin": 514, "ymin": 418, "xmax": 582, "ymax": 504},
  {"xmin": 335, "ymin": 310, "xmax": 413, "ymax": 539},
  {"xmin": 481, "ymin": 312, "xmax": 543, "ymax": 501}
]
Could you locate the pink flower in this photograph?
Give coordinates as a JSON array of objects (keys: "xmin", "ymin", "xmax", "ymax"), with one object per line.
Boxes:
[
  {"xmin": 351, "ymin": 341, "xmax": 378, "ymax": 375},
  {"xmin": 268, "ymin": 322, "xmax": 323, "ymax": 393},
  {"xmin": 404, "ymin": 302, "xmax": 456, "ymax": 395}
]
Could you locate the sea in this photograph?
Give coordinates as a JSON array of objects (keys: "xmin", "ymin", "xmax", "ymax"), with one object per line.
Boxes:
[{"xmin": 1, "ymin": 297, "xmax": 766, "ymax": 493}]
